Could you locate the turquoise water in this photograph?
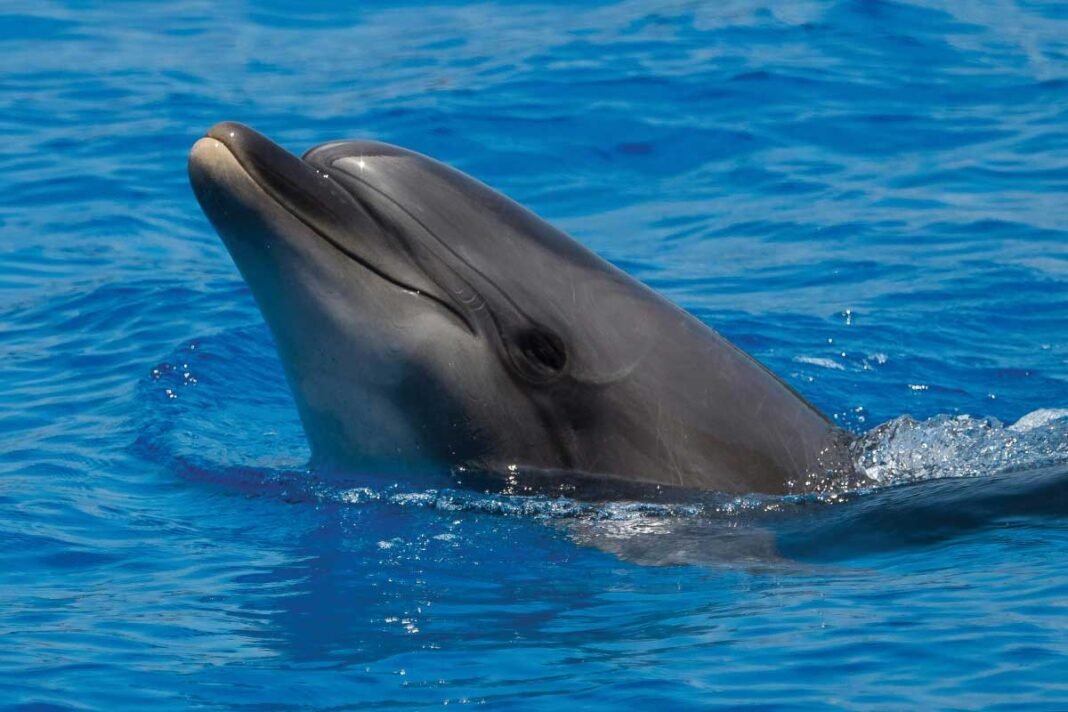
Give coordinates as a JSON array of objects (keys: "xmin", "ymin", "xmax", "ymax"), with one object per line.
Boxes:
[{"xmin": 2, "ymin": 1, "xmax": 1068, "ymax": 708}]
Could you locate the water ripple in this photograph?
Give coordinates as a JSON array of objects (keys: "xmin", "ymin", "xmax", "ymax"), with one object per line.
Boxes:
[{"xmin": 2, "ymin": 0, "xmax": 1068, "ymax": 708}]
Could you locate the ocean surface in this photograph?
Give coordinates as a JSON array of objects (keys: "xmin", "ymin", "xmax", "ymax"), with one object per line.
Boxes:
[{"xmin": 2, "ymin": 0, "xmax": 1067, "ymax": 708}]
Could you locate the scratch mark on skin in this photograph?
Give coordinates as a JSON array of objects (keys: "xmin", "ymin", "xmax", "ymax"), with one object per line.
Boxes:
[
  {"xmin": 657, "ymin": 402, "xmax": 685, "ymax": 487},
  {"xmin": 773, "ymin": 425, "xmax": 803, "ymax": 488},
  {"xmin": 653, "ymin": 400, "xmax": 683, "ymax": 486},
  {"xmin": 752, "ymin": 390, "xmax": 769, "ymax": 423}
]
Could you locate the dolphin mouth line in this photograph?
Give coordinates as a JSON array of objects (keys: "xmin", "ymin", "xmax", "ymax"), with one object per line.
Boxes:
[{"xmin": 199, "ymin": 134, "xmax": 476, "ymax": 334}]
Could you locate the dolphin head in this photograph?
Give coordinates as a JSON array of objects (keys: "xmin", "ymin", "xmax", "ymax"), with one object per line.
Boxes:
[{"xmin": 189, "ymin": 122, "xmax": 854, "ymax": 494}]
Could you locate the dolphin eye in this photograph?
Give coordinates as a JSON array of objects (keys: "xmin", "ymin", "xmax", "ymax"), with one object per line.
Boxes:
[{"xmin": 512, "ymin": 328, "xmax": 567, "ymax": 382}]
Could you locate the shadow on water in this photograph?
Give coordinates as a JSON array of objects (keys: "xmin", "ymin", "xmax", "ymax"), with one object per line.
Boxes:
[
  {"xmin": 559, "ymin": 461, "xmax": 1068, "ymax": 568},
  {"xmin": 143, "ymin": 452, "xmax": 614, "ymax": 674},
  {"xmin": 775, "ymin": 462, "xmax": 1068, "ymax": 562}
]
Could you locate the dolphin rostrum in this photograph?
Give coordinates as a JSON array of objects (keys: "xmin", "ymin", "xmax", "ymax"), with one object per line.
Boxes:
[{"xmin": 189, "ymin": 122, "xmax": 858, "ymax": 496}]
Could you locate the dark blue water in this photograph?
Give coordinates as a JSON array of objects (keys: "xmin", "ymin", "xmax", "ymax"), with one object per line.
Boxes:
[{"xmin": 2, "ymin": 1, "xmax": 1067, "ymax": 708}]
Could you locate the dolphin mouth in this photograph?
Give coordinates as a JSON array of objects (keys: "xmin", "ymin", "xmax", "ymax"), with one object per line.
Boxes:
[{"xmin": 190, "ymin": 122, "xmax": 474, "ymax": 332}]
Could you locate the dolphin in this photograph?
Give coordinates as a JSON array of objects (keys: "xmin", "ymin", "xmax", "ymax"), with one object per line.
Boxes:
[{"xmin": 188, "ymin": 122, "xmax": 859, "ymax": 496}]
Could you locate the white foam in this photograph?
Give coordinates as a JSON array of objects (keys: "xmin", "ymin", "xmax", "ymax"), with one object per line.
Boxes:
[
  {"xmin": 1009, "ymin": 408, "xmax": 1068, "ymax": 433},
  {"xmin": 793, "ymin": 356, "xmax": 845, "ymax": 370}
]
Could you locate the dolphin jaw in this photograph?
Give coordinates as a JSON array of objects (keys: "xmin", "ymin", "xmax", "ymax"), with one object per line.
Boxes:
[{"xmin": 189, "ymin": 123, "xmax": 475, "ymax": 334}]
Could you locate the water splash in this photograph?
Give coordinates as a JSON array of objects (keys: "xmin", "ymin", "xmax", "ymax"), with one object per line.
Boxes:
[{"xmin": 851, "ymin": 409, "xmax": 1068, "ymax": 487}]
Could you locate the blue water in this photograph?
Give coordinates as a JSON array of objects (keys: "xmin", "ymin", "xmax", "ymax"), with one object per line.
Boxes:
[{"xmin": 2, "ymin": 0, "xmax": 1068, "ymax": 708}]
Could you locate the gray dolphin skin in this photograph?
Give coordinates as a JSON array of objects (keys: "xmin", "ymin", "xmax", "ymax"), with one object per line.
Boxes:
[{"xmin": 188, "ymin": 122, "xmax": 858, "ymax": 496}]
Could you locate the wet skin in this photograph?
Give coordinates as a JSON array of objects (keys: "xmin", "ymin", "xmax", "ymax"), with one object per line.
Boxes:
[{"xmin": 189, "ymin": 122, "xmax": 858, "ymax": 496}]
